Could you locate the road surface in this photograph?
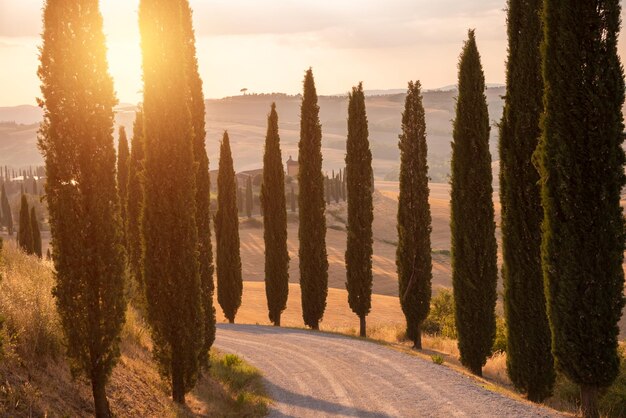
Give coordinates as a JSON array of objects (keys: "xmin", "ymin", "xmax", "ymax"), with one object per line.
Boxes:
[{"xmin": 214, "ymin": 324, "xmax": 560, "ymax": 417}]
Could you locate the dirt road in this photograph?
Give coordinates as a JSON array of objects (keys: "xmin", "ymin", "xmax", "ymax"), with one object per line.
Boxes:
[{"xmin": 215, "ymin": 324, "xmax": 560, "ymax": 418}]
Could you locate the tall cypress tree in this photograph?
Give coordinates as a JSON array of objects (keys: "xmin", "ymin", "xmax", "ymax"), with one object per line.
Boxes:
[
  {"xmin": 537, "ymin": 1, "xmax": 625, "ymax": 416},
  {"xmin": 450, "ymin": 30, "xmax": 498, "ymax": 377},
  {"xmin": 140, "ymin": 0, "xmax": 203, "ymax": 404},
  {"xmin": 1, "ymin": 183, "xmax": 13, "ymax": 235},
  {"xmin": 245, "ymin": 175, "xmax": 253, "ymax": 218},
  {"xmin": 117, "ymin": 126, "xmax": 129, "ymax": 247},
  {"xmin": 345, "ymin": 83, "xmax": 374, "ymax": 338},
  {"xmin": 38, "ymin": 0, "xmax": 126, "ymax": 415},
  {"xmin": 31, "ymin": 207, "xmax": 42, "ymax": 258},
  {"xmin": 261, "ymin": 103, "xmax": 290, "ymax": 326},
  {"xmin": 127, "ymin": 110, "xmax": 145, "ymax": 296},
  {"xmin": 180, "ymin": 0, "xmax": 215, "ymax": 369},
  {"xmin": 290, "ymin": 186, "xmax": 296, "ymax": 213},
  {"xmin": 215, "ymin": 132, "xmax": 243, "ymax": 324},
  {"xmin": 298, "ymin": 68, "xmax": 328, "ymax": 330},
  {"xmin": 499, "ymin": 0, "xmax": 554, "ymax": 402},
  {"xmin": 18, "ymin": 194, "xmax": 33, "ymax": 255},
  {"xmin": 396, "ymin": 81, "xmax": 432, "ymax": 350}
]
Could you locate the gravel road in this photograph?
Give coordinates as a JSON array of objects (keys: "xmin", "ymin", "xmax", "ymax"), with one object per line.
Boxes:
[{"xmin": 215, "ymin": 324, "xmax": 561, "ymax": 418}]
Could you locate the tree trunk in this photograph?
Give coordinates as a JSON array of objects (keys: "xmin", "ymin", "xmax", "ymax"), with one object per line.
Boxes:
[
  {"xmin": 171, "ymin": 356, "xmax": 186, "ymax": 404},
  {"xmin": 274, "ymin": 315, "xmax": 281, "ymax": 327},
  {"xmin": 311, "ymin": 322, "xmax": 319, "ymax": 330},
  {"xmin": 359, "ymin": 315, "xmax": 366, "ymax": 338},
  {"xmin": 228, "ymin": 318, "xmax": 234, "ymax": 324},
  {"xmin": 469, "ymin": 363, "xmax": 482, "ymax": 377},
  {"xmin": 412, "ymin": 323, "xmax": 422, "ymax": 350},
  {"xmin": 91, "ymin": 377, "xmax": 110, "ymax": 418},
  {"xmin": 580, "ymin": 385, "xmax": 599, "ymax": 418}
]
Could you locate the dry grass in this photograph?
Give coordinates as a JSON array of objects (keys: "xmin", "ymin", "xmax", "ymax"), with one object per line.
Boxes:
[{"xmin": 0, "ymin": 241, "xmax": 268, "ymax": 417}]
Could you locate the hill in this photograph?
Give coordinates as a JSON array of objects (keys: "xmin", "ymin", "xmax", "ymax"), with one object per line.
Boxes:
[{"xmin": 0, "ymin": 88, "xmax": 507, "ymax": 182}]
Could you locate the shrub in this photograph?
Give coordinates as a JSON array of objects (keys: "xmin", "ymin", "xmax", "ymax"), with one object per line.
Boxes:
[
  {"xmin": 431, "ymin": 355, "xmax": 444, "ymax": 365},
  {"xmin": 423, "ymin": 289, "xmax": 457, "ymax": 339}
]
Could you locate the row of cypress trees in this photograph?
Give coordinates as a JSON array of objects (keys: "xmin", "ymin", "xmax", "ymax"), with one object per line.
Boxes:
[
  {"xmin": 446, "ymin": 2, "xmax": 625, "ymax": 416},
  {"xmin": 37, "ymin": 0, "xmax": 219, "ymax": 413}
]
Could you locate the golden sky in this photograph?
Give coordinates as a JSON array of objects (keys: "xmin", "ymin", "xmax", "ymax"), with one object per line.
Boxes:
[{"xmin": 0, "ymin": 0, "xmax": 625, "ymax": 106}]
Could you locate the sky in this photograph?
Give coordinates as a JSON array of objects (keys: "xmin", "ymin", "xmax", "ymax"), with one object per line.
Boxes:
[{"xmin": 0, "ymin": 0, "xmax": 625, "ymax": 106}]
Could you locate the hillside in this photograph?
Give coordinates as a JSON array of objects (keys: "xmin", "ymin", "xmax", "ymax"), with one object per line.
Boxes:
[
  {"xmin": 0, "ymin": 88, "xmax": 506, "ymax": 182},
  {"xmin": 0, "ymin": 242, "xmax": 268, "ymax": 417}
]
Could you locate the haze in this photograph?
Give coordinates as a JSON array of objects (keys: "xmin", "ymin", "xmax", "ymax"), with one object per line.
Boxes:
[{"xmin": 3, "ymin": 0, "xmax": 622, "ymax": 106}]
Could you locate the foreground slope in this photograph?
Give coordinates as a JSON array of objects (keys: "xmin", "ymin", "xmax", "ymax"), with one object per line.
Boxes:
[{"xmin": 215, "ymin": 323, "xmax": 561, "ymax": 418}]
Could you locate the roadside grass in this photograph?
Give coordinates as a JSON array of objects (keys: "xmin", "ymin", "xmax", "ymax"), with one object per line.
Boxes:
[
  {"xmin": 206, "ymin": 351, "xmax": 270, "ymax": 417},
  {"xmin": 0, "ymin": 241, "xmax": 270, "ymax": 417}
]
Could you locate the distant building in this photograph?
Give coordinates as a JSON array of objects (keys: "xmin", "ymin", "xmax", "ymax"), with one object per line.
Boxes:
[{"xmin": 286, "ymin": 156, "xmax": 299, "ymax": 177}]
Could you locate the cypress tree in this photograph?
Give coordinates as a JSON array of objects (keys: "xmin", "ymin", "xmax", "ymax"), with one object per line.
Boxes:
[
  {"xmin": 31, "ymin": 207, "xmax": 42, "ymax": 258},
  {"xmin": 117, "ymin": 126, "xmax": 129, "ymax": 247},
  {"xmin": 450, "ymin": 30, "xmax": 498, "ymax": 377},
  {"xmin": 215, "ymin": 132, "xmax": 243, "ymax": 324},
  {"xmin": 1, "ymin": 183, "xmax": 13, "ymax": 235},
  {"xmin": 396, "ymin": 81, "xmax": 432, "ymax": 350},
  {"xmin": 245, "ymin": 175, "xmax": 253, "ymax": 218},
  {"xmin": 181, "ymin": 0, "xmax": 215, "ymax": 368},
  {"xmin": 140, "ymin": 0, "xmax": 203, "ymax": 404},
  {"xmin": 499, "ymin": 0, "xmax": 554, "ymax": 402},
  {"xmin": 127, "ymin": 110, "xmax": 145, "ymax": 295},
  {"xmin": 298, "ymin": 68, "xmax": 328, "ymax": 330},
  {"xmin": 237, "ymin": 186, "xmax": 244, "ymax": 215},
  {"xmin": 261, "ymin": 103, "xmax": 290, "ymax": 326},
  {"xmin": 537, "ymin": 1, "xmax": 625, "ymax": 416},
  {"xmin": 324, "ymin": 175, "xmax": 331, "ymax": 205},
  {"xmin": 290, "ymin": 186, "xmax": 296, "ymax": 213},
  {"xmin": 345, "ymin": 83, "xmax": 374, "ymax": 338},
  {"xmin": 38, "ymin": 0, "xmax": 126, "ymax": 415},
  {"xmin": 18, "ymin": 194, "xmax": 33, "ymax": 254},
  {"xmin": 31, "ymin": 178, "xmax": 37, "ymax": 195}
]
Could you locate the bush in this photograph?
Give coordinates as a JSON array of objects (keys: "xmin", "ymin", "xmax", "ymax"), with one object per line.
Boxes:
[{"xmin": 423, "ymin": 289, "xmax": 457, "ymax": 339}]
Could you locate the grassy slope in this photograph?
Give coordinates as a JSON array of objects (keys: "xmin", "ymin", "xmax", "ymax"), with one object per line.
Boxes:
[{"xmin": 0, "ymin": 242, "xmax": 268, "ymax": 417}]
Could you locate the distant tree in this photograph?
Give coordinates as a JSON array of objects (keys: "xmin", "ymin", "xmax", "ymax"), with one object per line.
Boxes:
[
  {"xmin": 237, "ymin": 186, "xmax": 244, "ymax": 215},
  {"xmin": 324, "ymin": 176, "xmax": 331, "ymax": 205},
  {"xmin": 499, "ymin": 0, "xmax": 554, "ymax": 402},
  {"xmin": 127, "ymin": 110, "xmax": 145, "ymax": 297},
  {"xmin": 261, "ymin": 103, "xmax": 290, "ymax": 326},
  {"xmin": 18, "ymin": 194, "xmax": 33, "ymax": 254},
  {"xmin": 31, "ymin": 206, "xmax": 42, "ymax": 258},
  {"xmin": 31, "ymin": 178, "xmax": 37, "ymax": 195},
  {"xmin": 1, "ymin": 183, "xmax": 13, "ymax": 235},
  {"xmin": 181, "ymin": 0, "xmax": 216, "ymax": 369},
  {"xmin": 253, "ymin": 173, "xmax": 263, "ymax": 187},
  {"xmin": 46, "ymin": 248, "xmax": 51, "ymax": 260},
  {"xmin": 334, "ymin": 174, "xmax": 340, "ymax": 204},
  {"xmin": 341, "ymin": 171, "xmax": 347, "ymax": 202},
  {"xmin": 450, "ymin": 30, "xmax": 498, "ymax": 377},
  {"xmin": 215, "ymin": 132, "xmax": 243, "ymax": 323},
  {"xmin": 396, "ymin": 81, "xmax": 432, "ymax": 350},
  {"xmin": 38, "ymin": 0, "xmax": 127, "ymax": 414},
  {"xmin": 245, "ymin": 175, "xmax": 253, "ymax": 218},
  {"xmin": 117, "ymin": 126, "xmax": 129, "ymax": 247},
  {"xmin": 290, "ymin": 186, "xmax": 296, "ymax": 213},
  {"xmin": 298, "ymin": 68, "xmax": 328, "ymax": 330},
  {"xmin": 345, "ymin": 83, "xmax": 374, "ymax": 338},
  {"xmin": 140, "ymin": 0, "xmax": 203, "ymax": 404},
  {"xmin": 537, "ymin": 1, "xmax": 626, "ymax": 416}
]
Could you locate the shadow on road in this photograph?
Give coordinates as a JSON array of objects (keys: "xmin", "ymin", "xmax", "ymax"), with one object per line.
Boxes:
[{"xmin": 263, "ymin": 380, "xmax": 395, "ymax": 418}]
